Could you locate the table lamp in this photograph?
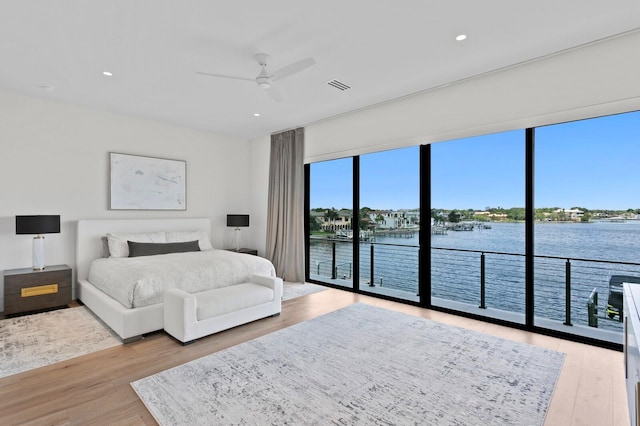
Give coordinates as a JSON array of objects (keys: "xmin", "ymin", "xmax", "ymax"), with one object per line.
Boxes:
[
  {"xmin": 226, "ymin": 214, "xmax": 249, "ymax": 251},
  {"xmin": 16, "ymin": 215, "xmax": 60, "ymax": 270}
]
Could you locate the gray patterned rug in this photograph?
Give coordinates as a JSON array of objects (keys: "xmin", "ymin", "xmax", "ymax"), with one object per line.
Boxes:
[
  {"xmin": 282, "ymin": 282, "xmax": 327, "ymax": 301},
  {"xmin": 0, "ymin": 306, "xmax": 121, "ymax": 379},
  {"xmin": 132, "ymin": 303, "xmax": 564, "ymax": 425}
]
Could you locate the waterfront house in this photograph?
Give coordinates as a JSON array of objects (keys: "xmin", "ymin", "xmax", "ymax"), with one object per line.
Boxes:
[
  {"xmin": 554, "ymin": 208, "xmax": 584, "ymax": 221},
  {"xmin": 370, "ymin": 210, "xmax": 411, "ymax": 229}
]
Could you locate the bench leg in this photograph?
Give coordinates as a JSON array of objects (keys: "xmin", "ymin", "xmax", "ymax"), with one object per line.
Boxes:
[{"xmin": 122, "ymin": 335, "xmax": 144, "ymax": 344}]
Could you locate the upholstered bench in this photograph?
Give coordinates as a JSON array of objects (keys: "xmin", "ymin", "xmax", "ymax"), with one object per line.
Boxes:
[{"xmin": 163, "ymin": 274, "xmax": 283, "ymax": 344}]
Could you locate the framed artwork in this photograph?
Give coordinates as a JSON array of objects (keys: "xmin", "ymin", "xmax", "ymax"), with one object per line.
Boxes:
[{"xmin": 109, "ymin": 153, "xmax": 186, "ymax": 210}]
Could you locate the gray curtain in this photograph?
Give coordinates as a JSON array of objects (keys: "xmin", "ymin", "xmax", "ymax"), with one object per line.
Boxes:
[{"xmin": 266, "ymin": 128, "xmax": 305, "ymax": 282}]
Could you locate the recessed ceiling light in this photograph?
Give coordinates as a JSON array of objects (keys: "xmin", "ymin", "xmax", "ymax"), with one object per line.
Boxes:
[
  {"xmin": 103, "ymin": 71, "xmax": 113, "ymax": 77},
  {"xmin": 253, "ymin": 113, "xmax": 261, "ymax": 117},
  {"xmin": 455, "ymin": 34, "xmax": 467, "ymax": 41}
]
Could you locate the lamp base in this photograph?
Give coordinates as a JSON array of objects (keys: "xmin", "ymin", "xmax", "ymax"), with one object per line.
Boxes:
[
  {"xmin": 33, "ymin": 235, "xmax": 45, "ymax": 270},
  {"xmin": 234, "ymin": 228, "xmax": 241, "ymax": 251}
]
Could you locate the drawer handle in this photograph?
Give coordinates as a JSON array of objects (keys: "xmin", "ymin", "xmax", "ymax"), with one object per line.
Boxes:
[{"xmin": 21, "ymin": 284, "xmax": 58, "ymax": 297}]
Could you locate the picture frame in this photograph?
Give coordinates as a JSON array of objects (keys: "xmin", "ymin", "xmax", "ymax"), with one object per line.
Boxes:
[{"xmin": 109, "ymin": 152, "xmax": 186, "ymax": 210}]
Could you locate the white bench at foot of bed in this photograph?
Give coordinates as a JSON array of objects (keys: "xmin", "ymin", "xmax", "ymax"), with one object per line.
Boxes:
[{"xmin": 163, "ymin": 274, "xmax": 283, "ymax": 344}]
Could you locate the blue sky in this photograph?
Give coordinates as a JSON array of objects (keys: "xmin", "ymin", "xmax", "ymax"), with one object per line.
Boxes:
[{"xmin": 310, "ymin": 110, "xmax": 640, "ymax": 211}]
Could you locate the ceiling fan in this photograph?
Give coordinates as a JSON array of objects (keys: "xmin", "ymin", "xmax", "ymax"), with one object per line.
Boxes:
[{"xmin": 196, "ymin": 53, "xmax": 316, "ymax": 102}]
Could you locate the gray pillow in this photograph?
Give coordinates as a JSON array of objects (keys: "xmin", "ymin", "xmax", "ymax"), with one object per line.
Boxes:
[
  {"xmin": 127, "ymin": 240, "xmax": 201, "ymax": 257},
  {"xmin": 101, "ymin": 236, "xmax": 110, "ymax": 257}
]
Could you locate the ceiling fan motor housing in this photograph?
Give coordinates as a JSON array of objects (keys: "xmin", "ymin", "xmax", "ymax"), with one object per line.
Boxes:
[{"xmin": 256, "ymin": 75, "xmax": 272, "ymax": 88}]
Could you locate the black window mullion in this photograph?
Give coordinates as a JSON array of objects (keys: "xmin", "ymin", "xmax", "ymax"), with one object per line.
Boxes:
[
  {"xmin": 353, "ymin": 156, "xmax": 360, "ymax": 292},
  {"xmin": 419, "ymin": 144, "xmax": 431, "ymax": 307},
  {"xmin": 304, "ymin": 163, "xmax": 311, "ymax": 282},
  {"xmin": 525, "ymin": 128, "xmax": 535, "ymax": 328}
]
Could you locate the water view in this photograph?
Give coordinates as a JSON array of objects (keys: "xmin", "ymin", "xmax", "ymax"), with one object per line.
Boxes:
[{"xmin": 310, "ymin": 220, "xmax": 640, "ymax": 335}]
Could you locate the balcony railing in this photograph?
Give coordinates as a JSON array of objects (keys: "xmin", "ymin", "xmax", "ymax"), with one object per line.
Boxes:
[{"xmin": 309, "ymin": 237, "xmax": 640, "ymax": 342}]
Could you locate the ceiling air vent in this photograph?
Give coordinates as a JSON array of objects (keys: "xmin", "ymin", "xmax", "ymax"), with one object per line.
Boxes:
[{"xmin": 326, "ymin": 79, "xmax": 351, "ymax": 91}]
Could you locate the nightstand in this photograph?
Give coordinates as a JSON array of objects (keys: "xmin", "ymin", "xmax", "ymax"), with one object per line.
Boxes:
[
  {"xmin": 226, "ymin": 248, "xmax": 258, "ymax": 256},
  {"xmin": 3, "ymin": 264, "xmax": 72, "ymax": 316}
]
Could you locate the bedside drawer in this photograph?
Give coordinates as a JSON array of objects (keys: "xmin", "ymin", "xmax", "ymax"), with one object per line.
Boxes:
[
  {"xmin": 4, "ymin": 270, "xmax": 71, "ymax": 295},
  {"xmin": 3, "ymin": 265, "xmax": 72, "ymax": 315}
]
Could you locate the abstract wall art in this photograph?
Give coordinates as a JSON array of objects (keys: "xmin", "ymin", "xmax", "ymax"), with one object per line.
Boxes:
[{"xmin": 109, "ymin": 153, "xmax": 186, "ymax": 210}]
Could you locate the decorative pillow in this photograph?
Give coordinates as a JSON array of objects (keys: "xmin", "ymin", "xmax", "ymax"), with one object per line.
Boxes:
[
  {"xmin": 101, "ymin": 236, "xmax": 110, "ymax": 258},
  {"xmin": 107, "ymin": 232, "xmax": 166, "ymax": 258},
  {"xmin": 165, "ymin": 230, "xmax": 213, "ymax": 250},
  {"xmin": 127, "ymin": 240, "xmax": 201, "ymax": 257}
]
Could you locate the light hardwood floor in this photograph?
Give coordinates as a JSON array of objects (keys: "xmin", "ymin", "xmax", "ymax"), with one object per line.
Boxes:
[{"xmin": 0, "ymin": 288, "xmax": 629, "ymax": 425}]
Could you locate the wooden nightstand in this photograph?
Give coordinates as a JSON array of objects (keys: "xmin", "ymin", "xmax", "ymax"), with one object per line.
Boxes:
[
  {"xmin": 3, "ymin": 264, "xmax": 72, "ymax": 316},
  {"xmin": 226, "ymin": 248, "xmax": 258, "ymax": 256}
]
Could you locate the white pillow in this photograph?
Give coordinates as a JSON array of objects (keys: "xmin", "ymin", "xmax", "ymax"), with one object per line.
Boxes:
[
  {"xmin": 107, "ymin": 232, "xmax": 166, "ymax": 258},
  {"xmin": 165, "ymin": 230, "xmax": 213, "ymax": 250}
]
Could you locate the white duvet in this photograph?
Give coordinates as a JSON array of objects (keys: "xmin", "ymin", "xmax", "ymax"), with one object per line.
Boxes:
[{"xmin": 87, "ymin": 249, "xmax": 276, "ymax": 308}]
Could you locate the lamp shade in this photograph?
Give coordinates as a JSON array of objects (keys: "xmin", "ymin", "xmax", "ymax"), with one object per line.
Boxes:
[
  {"xmin": 226, "ymin": 214, "xmax": 250, "ymax": 227},
  {"xmin": 16, "ymin": 215, "xmax": 61, "ymax": 235}
]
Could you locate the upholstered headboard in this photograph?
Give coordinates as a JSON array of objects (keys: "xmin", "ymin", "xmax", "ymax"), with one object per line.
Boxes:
[{"xmin": 75, "ymin": 218, "xmax": 212, "ymax": 283}]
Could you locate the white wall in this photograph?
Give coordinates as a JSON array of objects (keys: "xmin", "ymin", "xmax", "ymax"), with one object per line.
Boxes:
[
  {"xmin": 248, "ymin": 135, "xmax": 271, "ymax": 256},
  {"xmin": 0, "ymin": 91, "xmax": 252, "ymax": 310}
]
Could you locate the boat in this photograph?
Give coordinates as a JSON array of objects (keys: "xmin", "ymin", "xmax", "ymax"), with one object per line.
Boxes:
[{"xmin": 606, "ymin": 274, "xmax": 640, "ymax": 320}]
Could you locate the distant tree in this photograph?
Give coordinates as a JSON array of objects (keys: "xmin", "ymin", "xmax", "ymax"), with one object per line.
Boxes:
[
  {"xmin": 358, "ymin": 208, "xmax": 372, "ymax": 230},
  {"xmin": 474, "ymin": 211, "xmax": 489, "ymax": 222},
  {"xmin": 534, "ymin": 209, "xmax": 548, "ymax": 221},
  {"xmin": 448, "ymin": 210, "xmax": 460, "ymax": 223},
  {"xmin": 325, "ymin": 208, "xmax": 340, "ymax": 230},
  {"xmin": 507, "ymin": 207, "xmax": 526, "ymax": 221},
  {"xmin": 309, "ymin": 215, "xmax": 321, "ymax": 232},
  {"xmin": 431, "ymin": 209, "xmax": 445, "ymax": 224}
]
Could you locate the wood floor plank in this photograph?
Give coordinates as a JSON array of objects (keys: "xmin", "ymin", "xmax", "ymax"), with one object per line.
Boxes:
[{"xmin": 0, "ymin": 288, "xmax": 629, "ymax": 425}]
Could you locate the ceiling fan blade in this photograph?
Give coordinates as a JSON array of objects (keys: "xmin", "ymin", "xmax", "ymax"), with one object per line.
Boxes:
[
  {"xmin": 196, "ymin": 71, "xmax": 254, "ymax": 82},
  {"xmin": 271, "ymin": 57, "xmax": 316, "ymax": 81},
  {"xmin": 265, "ymin": 85, "xmax": 284, "ymax": 102}
]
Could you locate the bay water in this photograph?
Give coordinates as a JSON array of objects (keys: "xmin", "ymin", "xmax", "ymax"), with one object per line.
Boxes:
[{"xmin": 310, "ymin": 221, "xmax": 640, "ymax": 331}]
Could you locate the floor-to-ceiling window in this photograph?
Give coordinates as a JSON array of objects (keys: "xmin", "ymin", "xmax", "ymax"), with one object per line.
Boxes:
[
  {"xmin": 430, "ymin": 130, "xmax": 526, "ymax": 323},
  {"xmin": 308, "ymin": 158, "xmax": 354, "ymax": 288},
  {"xmin": 306, "ymin": 110, "xmax": 639, "ymax": 347},
  {"xmin": 534, "ymin": 111, "xmax": 640, "ymax": 342},
  {"xmin": 359, "ymin": 147, "xmax": 420, "ymax": 302}
]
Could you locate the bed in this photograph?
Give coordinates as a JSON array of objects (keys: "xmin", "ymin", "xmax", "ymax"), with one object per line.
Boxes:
[{"xmin": 76, "ymin": 218, "xmax": 274, "ymax": 342}]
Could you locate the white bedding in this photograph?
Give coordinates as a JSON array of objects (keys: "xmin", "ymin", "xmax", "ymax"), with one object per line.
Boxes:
[{"xmin": 87, "ymin": 249, "xmax": 275, "ymax": 309}]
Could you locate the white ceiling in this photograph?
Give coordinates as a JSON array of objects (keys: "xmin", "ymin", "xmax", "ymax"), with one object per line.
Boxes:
[{"xmin": 1, "ymin": 1, "xmax": 639, "ymax": 140}]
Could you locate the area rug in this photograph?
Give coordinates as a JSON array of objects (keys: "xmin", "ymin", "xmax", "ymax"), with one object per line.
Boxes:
[
  {"xmin": 282, "ymin": 281, "xmax": 327, "ymax": 301},
  {"xmin": 0, "ymin": 306, "xmax": 121, "ymax": 379},
  {"xmin": 132, "ymin": 303, "xmax": 564, "ymax": 425}
]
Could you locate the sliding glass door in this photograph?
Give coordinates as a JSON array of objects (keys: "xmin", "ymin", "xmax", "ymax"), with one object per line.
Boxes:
[
  {"xmin": 430, "ymin": 130, "xmax": 526, "ymax": 323},
  {"xmin": 534, "ymin": 111, "xmax": 640, "ymax": 342},
  {"xmin": 359, "ymin": 147, "xmax": 420, "ymax": 302},
  {"xmin": 308, "ymin": 158, "xmax": 354, "ymax": 288}
]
